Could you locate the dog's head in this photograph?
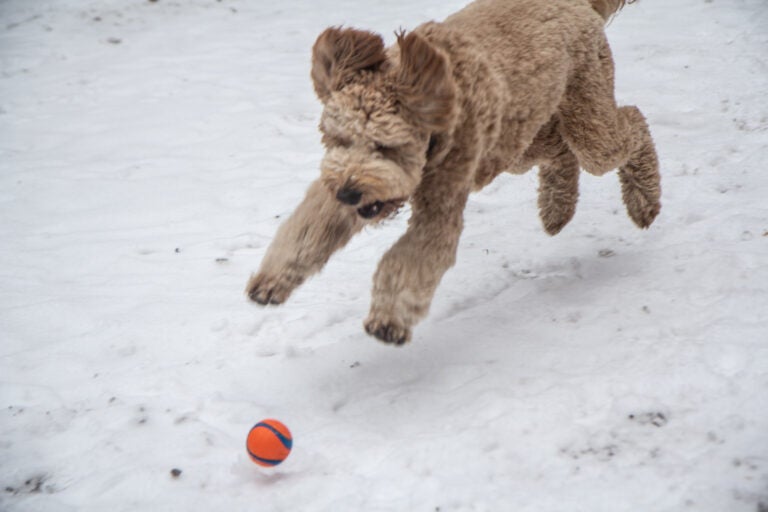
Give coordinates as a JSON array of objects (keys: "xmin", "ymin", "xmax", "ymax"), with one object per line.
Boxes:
[{"xmin": 311, "ymin": 27, "xmax": 456, "ymax": 221}]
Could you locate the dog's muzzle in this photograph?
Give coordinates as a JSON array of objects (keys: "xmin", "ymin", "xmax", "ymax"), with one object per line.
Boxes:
[{"xmin": 335, "ymin": 185, "xmax": 405, "ymax": 220}]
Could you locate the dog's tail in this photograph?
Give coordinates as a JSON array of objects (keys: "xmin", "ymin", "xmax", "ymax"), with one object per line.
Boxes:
[{"xmin": 588, "ymin": 0, "xmax": 636, "ymax": 21}]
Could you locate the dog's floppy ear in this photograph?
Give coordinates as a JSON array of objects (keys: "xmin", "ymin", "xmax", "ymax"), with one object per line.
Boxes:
[
  {"xmin": 395, "ymin": 31, "xmax": 456, "ymax": 131},
  {"xmin": 311, "ymin": 27, "xmax": 387, "ymax": 102}
]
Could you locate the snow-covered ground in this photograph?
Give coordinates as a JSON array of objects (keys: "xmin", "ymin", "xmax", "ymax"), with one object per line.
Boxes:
[{"xmin": 1, "ymin": 0, "xmax": 767, "ymax": 510}]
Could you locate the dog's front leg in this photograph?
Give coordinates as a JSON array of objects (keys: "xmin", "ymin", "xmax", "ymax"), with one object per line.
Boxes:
[
  {"xmin": 247, "ymin": 179, "xmax": 364, "ymax": 305},
  {"xmin": 365, "ymin": 185, "xmax": 471, "ymax": 345}
]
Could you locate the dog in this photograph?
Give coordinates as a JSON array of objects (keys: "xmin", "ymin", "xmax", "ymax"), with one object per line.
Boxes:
[{"xmin": 246, "ymin": 0, "xmax": 661, "ymax": 345}]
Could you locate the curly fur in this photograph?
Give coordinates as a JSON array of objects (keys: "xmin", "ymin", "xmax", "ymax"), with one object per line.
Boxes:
[
  {"xmin": 246, "ymin": 0, "xmax": 661, "ymax": 345},
  {"xmin": 590, "ymin": 0, "xmax": 634, "ymax": 21}
]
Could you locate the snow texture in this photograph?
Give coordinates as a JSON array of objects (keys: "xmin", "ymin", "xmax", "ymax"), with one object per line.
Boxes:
[{"xmin": 1, "ymin": 0, "xmax": 767, "ymax": 511}]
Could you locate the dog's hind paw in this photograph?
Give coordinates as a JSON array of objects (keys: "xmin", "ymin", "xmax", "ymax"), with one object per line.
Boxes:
[
  {"xmin": 245, "ymin": 272, "xmax": 302, "ymax": 306},
  {"xmin": 626, "ymin": 196, "xmax": 661, "ymax": 229},
  {"xmin": 364, "ymin": 317, "xmax": 411, "ymax": 346},
  {"xmin": 540, "ymin": 206, "xmax": 576, "ymax": 236},
  {"xmin": 619, "ymin": 170, "xmax": 661, "ymax": 229}
]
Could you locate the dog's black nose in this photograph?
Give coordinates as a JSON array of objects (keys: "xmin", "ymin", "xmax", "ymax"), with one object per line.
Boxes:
[{"xmin": 336, "ymin": 187, "xmax": 362, "ymax": 206}]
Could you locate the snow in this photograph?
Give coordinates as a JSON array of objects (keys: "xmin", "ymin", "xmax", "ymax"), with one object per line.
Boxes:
[{"xmin": 1, "ymin": 0, "xmax": 767, "ymax": 510}]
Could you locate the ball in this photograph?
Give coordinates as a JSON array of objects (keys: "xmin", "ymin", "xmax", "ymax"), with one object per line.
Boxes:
[{"xmin": 246, "ymin": 419, "xmax": 293, "ymax": 467}]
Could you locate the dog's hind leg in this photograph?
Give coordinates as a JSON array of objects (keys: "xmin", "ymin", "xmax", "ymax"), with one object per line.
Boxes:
[
  {"xmin": 616, "ymin": 106, "xmax": 662, "ymax": 228},
  {"xmin": 537, "ymin": 145, "xmax": 580, "ymax": 235},
  {"xmin": 557, "ymin": 39, "xmax": 661, "ymax": 228},
  {"xmin": 246, "ymin": 179, "xmax": 364, "ymax": 305}
]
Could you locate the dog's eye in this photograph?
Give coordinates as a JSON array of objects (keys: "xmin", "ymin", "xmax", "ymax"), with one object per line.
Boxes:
[
  {"xmin": 427, "ymin": 136, "xmax": 438, "ymax": 157},
  {"xmin": 374, "ymin": 142, "xmax": 395, "ymax": 155}
]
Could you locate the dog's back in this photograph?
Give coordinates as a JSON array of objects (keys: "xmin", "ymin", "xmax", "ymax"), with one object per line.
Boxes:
[
  {"xmin": 410, "ymin": 1, "xmax": 604, "ymax": 186},
  {"xmin": 444, "ymin": 0, "xmax": 627, "ymax": 28},
  {"xmin": 437, "ymin": 0, "xmax": 611, "ymax": 82},
  {"xmin": 427, "ymin": 0, "xmax": 627, "ymax": 83}
]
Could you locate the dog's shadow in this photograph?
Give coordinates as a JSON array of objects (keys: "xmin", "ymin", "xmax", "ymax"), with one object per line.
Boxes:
[{"xmin": 308, "ymin": 248, "xmax": 647, "ymax": 426}]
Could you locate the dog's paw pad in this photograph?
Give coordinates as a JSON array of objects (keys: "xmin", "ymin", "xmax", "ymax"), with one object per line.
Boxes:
[
  {"xmin": 249, "ymin": 289, "xmax": 284, "ymax": 305},
  {"xmin": 364, "ymin": 318, "xmax": 411, "ymax": 345},
  {"xmin": 245, "ymin": 273, "xmax": 299, "ymax": 306}
]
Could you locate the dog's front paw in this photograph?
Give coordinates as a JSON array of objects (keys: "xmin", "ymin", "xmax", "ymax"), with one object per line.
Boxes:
[
  {"xmin": 245, "ymin": 272, "xmax": 301, "ymax": 306},
  {"xmin": 364, "ymin": 317, "xmax": 412, "ymax": 346}
]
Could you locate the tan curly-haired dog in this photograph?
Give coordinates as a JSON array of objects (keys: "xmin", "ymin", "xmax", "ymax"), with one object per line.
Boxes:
[{"xmin": 246, "ymin": 0, "xmax": 661, "ymax": 345}]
